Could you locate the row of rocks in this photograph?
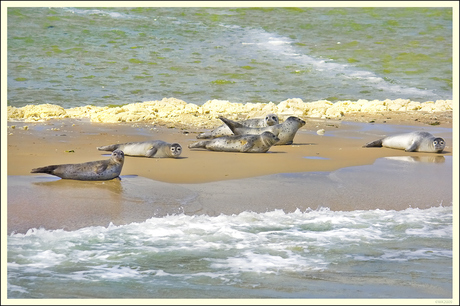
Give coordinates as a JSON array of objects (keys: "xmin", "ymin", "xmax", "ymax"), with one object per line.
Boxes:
[{"xmin": 7, "ymin": 97, "xmax": 453, "ymax": 127}]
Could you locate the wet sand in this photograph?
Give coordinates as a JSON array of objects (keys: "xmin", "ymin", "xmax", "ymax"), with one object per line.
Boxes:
[{"xmin": 6, "ymin": 115, "xmax": 454, "ymax": 234}]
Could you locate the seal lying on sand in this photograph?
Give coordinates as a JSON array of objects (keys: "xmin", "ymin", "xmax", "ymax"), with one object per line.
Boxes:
[
  {"xmin": 363, "ymin": 131, "xmax": 445, "ymax": 153},
  {"xmin": 188, "ymin": 131, "xmax": 280, "ymax": 153},
  {"xmin": 219, "ymin": 116, "xmax": 306, "ymax": 145},
  {"xmin": 197, "ymin": 113, "xmax": 279, "ymax": 139},
  {"xmin": 31, "ymin": 150, "xmax": 125, "ymax": 180},
  {"xmin": 97, "ymin": 141, "xmax": 182, "ymax": 158}
]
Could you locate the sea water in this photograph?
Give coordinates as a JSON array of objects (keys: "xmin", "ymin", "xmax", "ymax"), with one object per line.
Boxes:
[
  {"xmin": 7, "ymin": 206, "xmax": 453, "ymax": 299},
  {"xmin": 7, "ymin": 7, "xmax": 452, "ymax": 108}
]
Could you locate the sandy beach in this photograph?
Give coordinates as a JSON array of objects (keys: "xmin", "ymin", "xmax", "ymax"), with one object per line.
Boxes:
[{"xmin": 6, "ymin": 111, "xmax": 454, "ymax": 235}]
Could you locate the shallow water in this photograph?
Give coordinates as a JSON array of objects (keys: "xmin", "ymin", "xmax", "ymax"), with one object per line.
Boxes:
[{"xmin": 7, "ymin": 7, "xmax": 452, "ymax": 108}]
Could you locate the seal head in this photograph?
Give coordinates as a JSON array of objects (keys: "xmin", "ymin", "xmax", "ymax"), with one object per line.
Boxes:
[
  {"xmin": 431, "ymin": 137, "xmax": 445, "ymax": 153},
  {"xmin": 169, "ymin": 143, "xmax": 182, "ymax": 157}
]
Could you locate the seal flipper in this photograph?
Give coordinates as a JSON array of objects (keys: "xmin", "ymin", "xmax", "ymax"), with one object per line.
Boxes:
[
  {"xmin": 241, "ymin": 140, "xmax": 254, "ymax": 152},
  {"xmin": 363, "ymin": 139, "xmax": 383, "ymax": 148},
  {"xmin": 196, "ymin": 131, "xmax": 212, "ymax": 139},
  {"xmin": 405, "ymin": 141, "xmax": 418, "ymax": 152},
  {"xmin": 97, "ymin": 144, "xmax": 119, "ymax": 152},
  {"xmin": 95, "ymin": 163, "xmax": 109, "ymax": 174},
  {"xmin": 219, "ymin": 116, "xmax": 244, "ymax": 134},
  {"xmin": 146, "ymin": 146, "xmax": 158, "ymax": 157},
  {"xmin": 188, "ymin": 141, "xmax": 209, "ymax": 149},
  {"xmin": 31, "ymin": 165, "xmax": 59, "ymax": 174}
]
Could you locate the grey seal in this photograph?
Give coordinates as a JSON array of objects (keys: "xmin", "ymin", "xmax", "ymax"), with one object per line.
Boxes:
[
  {"xmin": 31, "ymin": 150, "xmax": 125, "ymax": 180},
  {"xmin": 188, "ymin": 131, "xmax": 280, "ymax": 153},
  {"xmin": 219, "ymin": 116, "xmax": 306, "ymax": 145},
  {"xmin": 197, "ymin": 113, "xmax": 279, "ymax": 139},
  {"xmin": 97, "ymin": 140, "xmax": 182, "ymax": 158},
  {"xmin": 363, "ymin": 131, "xmax": 445, "ymax": 153}
]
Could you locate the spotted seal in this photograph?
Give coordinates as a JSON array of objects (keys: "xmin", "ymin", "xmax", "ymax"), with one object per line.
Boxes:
[
  {"xmin": 363, "ymin": 131, "xmax": 445, "ymax": 153},
  {"xmin": 197, "ymin": 113, "xmax": 279, "ymax": 139},
  {"xmin": 219, "ymin": 116, "xmax": 305, "ymax": 145},
  {"xmin": 188, "ymin": 131, "xmax": 280, "ymax": 153},
  {"xmin": 31, "ymin": 150, "xmax": 125, "ymax": 180},
  {"xmin": 97, "ymin": 140, "xmax": 182, "ymax": 158}
]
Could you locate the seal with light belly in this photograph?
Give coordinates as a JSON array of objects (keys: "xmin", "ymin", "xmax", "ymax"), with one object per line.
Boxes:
[
  {"xmin": 197, "ymin": 113, "xmax": 279, "ymax": 139},
  {"xmin": 188, "ymin": 131, "xmax": 280, "ymax": 153},
  {"xmin": 363, "ymin": 131, "xmax": 445, "ymax": 153},
  {"xmin": 97, "ymin": 140, "xmax": 182, "ymax": 158},
  {"xmin": 219, "ymin": 116, "xmax": 306, "ymax": 145},
  {"xmin": 31, "ymin": 150, "xmax": 125, "ymax": 180}
]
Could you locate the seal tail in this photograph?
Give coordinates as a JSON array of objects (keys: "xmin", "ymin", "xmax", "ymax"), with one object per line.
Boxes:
[
  {"xmin": 97, "ymin": 144, "xmax": 117, "ymax": 151},
  {"xmin": 196, "ymin": 132, "xmax": 212, "ymax": 139},
  {"xmin": 219, "ymin": 116, "xmax": 243, "ymax": 133},
  {"xmin": 188, "ymin": 141, "xmax": 209, "ymax": 149},
  {"xmin": 363, "ymin": 139, "xmax": 383, "ymax": 148},
  {"xmin": 31, "ymin": 165, "xmax": 58, "ymax": 174}
]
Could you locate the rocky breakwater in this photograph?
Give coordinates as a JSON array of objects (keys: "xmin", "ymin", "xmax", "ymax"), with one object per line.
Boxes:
[{"xmin": 7, "ymin": 97, "xmax": 453, "ymax": 128}]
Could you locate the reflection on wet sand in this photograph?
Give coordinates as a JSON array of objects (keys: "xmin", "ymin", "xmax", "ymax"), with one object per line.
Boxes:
[
  {"xmin": 8, "ymin": 175, "xmax": 202, "ymax": 234},
  {"xmin": 384, "ymin": 155, "xmax": 446, "ymax": 163},
  {"xmin": 32, "ymin": 176, "xmax": 125, "ymax": 192}
]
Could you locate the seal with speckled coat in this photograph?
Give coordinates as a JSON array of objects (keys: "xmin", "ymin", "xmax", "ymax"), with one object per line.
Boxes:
[
  {"xmin": 363, "ymin": 131, "xmax": 445, "ymax": 153},
  {"xmin": 188, "ymin": 131, "xmax": 280, "ymax": 153},
  {"xmin": 197, "ymin": 113, "xmax": 279, "ymax": 139},
  {"xmin": 97, "ymin": 140, "xmax": 182, "ymax": 158},
  {"xmin": 31, "ymin": 150, "xmax": 125, "ymax": 180},
  {"xmin": 219, "ymin": 116, "xmax": 305, "ymax": 145}
]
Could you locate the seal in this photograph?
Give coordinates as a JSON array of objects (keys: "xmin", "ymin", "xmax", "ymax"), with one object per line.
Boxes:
[
  {"xmin": 197, "ymin": 113, "xmax": 279, "ymax": 139},
  {"xmin": 188, "ymin": 131, "xmax": 280, "ymax": 153},
  {"xmin": 363, "ymin": 131, "xmax": 445, "ymax": 153},
  {"xmin": 219, "ymin": 116, "xmax": 306, "ymax": 145},
  {"xmin": 31, "ymin": 149, "xmax": 125, "ymax": 180},
  {"xmin": 97, "ymin": 140, "xmax": 182, "ymax": 158}
]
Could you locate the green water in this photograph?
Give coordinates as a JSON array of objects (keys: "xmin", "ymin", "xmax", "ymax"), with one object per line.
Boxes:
[{"xmin": 7, "ymin": 7, "xmax": 452, "ymax": 107}]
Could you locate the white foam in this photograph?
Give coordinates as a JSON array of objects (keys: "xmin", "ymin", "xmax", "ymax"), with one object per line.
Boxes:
[
  {"xmin": 8, "ymin": 206, "xmax": 452, "ymax": 286},
  {"xmin": 234, "ymin": 26, "xmax": 439, "ymax": 99},
  {"xmin": 61, "ymin": 7, "xmax": 144, "ymax": 19}
]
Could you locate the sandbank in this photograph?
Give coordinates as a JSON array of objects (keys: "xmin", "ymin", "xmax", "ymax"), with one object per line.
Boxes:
[{"xmin": 6, "ymin": 111, "xmax": 453, "ymax": 234}]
